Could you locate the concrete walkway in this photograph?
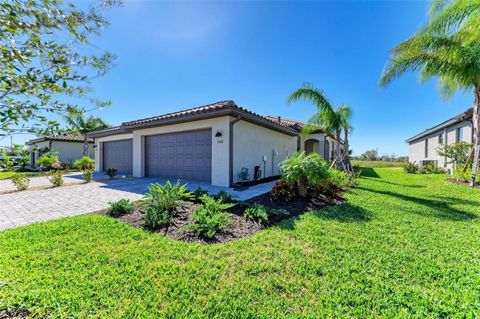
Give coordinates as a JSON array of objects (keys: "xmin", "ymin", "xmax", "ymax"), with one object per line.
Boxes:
[{"xmin": 0, "ymin": 176, "xmax": 275, "ymax": 231}]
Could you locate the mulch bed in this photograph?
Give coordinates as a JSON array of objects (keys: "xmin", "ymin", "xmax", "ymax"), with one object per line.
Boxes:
[
  {"xmin": 0, "ymin": 310, "xmax": 30, "ymax": 319},
  {"xmin": 447, "ymin": 178, "xmax": 480, "ymax": 189},
  {"xmin": 103, "ymin": 191, "xmax": 344, "ymax": 244}
]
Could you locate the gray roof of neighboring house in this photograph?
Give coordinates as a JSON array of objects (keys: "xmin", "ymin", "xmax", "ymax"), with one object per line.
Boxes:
[
  {"xmin": 26, "ymin": 133, "xmax": 93, "ymax": 145},
  {"xmin": 405, "ymin": 108, "xmax": 473, "ymax": 144},
  {"xmin": 89, "ymin": 100, "xmax": 299, "ymax": 138}
]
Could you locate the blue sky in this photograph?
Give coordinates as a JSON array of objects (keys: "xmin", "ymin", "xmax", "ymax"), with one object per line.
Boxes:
[{"xmin": 6, "ymin": 0, "xmax": 472, "ymax": 156}]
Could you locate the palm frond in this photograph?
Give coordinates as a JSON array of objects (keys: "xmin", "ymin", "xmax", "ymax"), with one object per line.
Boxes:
[{"xmin": 288, "ymin": 83, "xmax": 333, "ymax": 113}]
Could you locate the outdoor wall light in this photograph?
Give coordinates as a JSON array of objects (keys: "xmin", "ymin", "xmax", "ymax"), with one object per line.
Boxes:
[{"xmin": 215, "ymin": 131, "xmax": 223, "ymax": 137}]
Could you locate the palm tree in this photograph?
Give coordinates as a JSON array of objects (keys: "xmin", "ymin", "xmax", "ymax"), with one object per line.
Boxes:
[
  {"xmin": 288, "ymin": 83, "xmax": 351, "ymax": 169},
  {"xmin": 341, "ymin": 110, "xmax": 353, "ymax": 171},
  {"xmin": 379, "ymin": 0, "xmax": 480, "ymax": 186},
  {"xmin": 65, "ymin": 113, "xmax": 109, "ymax": 156}
]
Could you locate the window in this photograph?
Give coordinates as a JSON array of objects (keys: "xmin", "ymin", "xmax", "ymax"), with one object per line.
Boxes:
[
  {"xmin": 425, "ymin": 138, "xmax": 429, "ymax": 158},
  {"xmin": 456, "ymin": 127, "xmax": 464, "ymax": 142},
  {"xmin": 438, "ymin": 133, "xmax": 443, "ymax": 144}
]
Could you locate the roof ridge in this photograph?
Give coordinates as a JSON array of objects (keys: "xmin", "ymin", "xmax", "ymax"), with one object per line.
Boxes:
[
  {"xmin": 405, "ymin": 107, "xmax": 473, "ymax": 143},
  {"xmin": 122, "ymin": 100, "xmax": 236, "ymax": 127}
]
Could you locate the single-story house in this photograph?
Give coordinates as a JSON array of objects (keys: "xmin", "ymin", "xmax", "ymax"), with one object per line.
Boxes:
[
  {"xmin": 26, "ymin": 133, "xmax": 94, "ymax": 167},
  {"xmin": 89, "ymin": 100, "xmax": 342, "ymax": 187},
  {"xmin": 406, "ymin": 108, "xmax": 473, "ymax": 170}
]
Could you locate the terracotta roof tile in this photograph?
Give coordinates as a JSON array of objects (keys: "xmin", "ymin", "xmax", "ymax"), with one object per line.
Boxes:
[{"xmin": 90, "ymin": 100, "xmax": 300, "ymax": 137}]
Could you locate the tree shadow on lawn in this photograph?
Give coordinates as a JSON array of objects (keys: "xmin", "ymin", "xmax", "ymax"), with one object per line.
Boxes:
[
  {"xmin": 277, "ymin": 202, "xmax": 372, "ymax": 231},
  {"xmin": 358, "ymin": 187, "xmax": 478, "ymax": 221},
  {"xmin": 361, "ymin": 176, "xmax": 424, "ymax": 188},
  {"xmin": 359, "ymin": 168, "xmax": 380, "ymax": 178}
]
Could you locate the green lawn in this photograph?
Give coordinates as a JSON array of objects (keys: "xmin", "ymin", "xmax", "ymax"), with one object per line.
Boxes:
[
  {"xmin": 1, "ymin": 168, "xmax": 480, "ymax": 318},
  {"xmin": 0, "ymin": 170, "xmax": 77, "ymax": 180},
  {"xmin": 352, "ymin": 160, "xmax": 406, "ymax": 168},
  {"xmin": 0, "ymin": 171, "xmax": 43, "ymax": 180}
]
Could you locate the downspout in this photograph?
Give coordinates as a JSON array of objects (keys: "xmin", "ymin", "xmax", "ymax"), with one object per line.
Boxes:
[{"xmin": 229, "ymin": 116, "xmax": 241, "ymax": 187}]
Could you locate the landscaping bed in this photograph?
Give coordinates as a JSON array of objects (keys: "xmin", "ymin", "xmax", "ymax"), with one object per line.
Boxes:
[
  {"xmin": 105, "ymin": 190, "xmax": 341, "ymax": 244},
  {"xmin": 447, "ymin": 178, "xmax": 480, "ymax": 189}
]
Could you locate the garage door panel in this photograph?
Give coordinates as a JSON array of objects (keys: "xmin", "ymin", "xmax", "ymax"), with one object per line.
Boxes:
[
  {"xmin": 145, "ymin": 129, "xmax": 212, "ymax": 182},
  {"xmin": 103, "ymin": 139, "xmax": 133, "ymax": 175}
]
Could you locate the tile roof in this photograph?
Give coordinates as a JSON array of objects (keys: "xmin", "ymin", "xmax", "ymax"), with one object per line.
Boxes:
[
  {"xmin": 87, "ymin": 126, "xmax": 128, "ymax": 138},
  {"xmin": 26, "ymin": 133, "xmax": 93, "ymax": 145},
  {"xmin": 265, "ymin": 116, "xmax": 308, "ymax": 131},
  {"xmin": 90, "ymin": 100, "xmax": 299, "ymax": 137},
  {"xmin": 122, "ymin": 100, "xmax": 236, "ymax": 127}
]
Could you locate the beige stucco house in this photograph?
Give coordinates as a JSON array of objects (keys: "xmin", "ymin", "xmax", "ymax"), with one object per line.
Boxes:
[
  {"xmin": 26, "ymin": 133, "xmax": 94, "ymax": 167},
  {"xmin": 406, "ymin": 108, "xmax": 473, "ymax": 171},
  {"xmin": 89, "ymin": 100, "xmax": 341, "ymax": 187}
]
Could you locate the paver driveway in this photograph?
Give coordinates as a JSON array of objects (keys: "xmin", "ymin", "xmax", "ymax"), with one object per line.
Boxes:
[{"xmin": 0, "ymin": 177, "xmax": 275, "ymax": 231}]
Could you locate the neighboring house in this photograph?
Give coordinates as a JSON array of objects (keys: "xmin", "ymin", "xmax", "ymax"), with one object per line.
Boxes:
[
  {"xmin": 406, "ymin": 108, "xmax": 473, "ymax": 171},
  {"xmin": 26, "ymin": 133, "xmax": 94, "ymax": 167},
  {"xmin": 89, "ymin": 100, "xmax": 343, "ymax": 187}
]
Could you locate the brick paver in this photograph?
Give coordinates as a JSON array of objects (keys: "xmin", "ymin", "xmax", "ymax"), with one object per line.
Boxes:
[{"xmin": 0, "ymin": 177, "xmax": 275, "ymax": 231}]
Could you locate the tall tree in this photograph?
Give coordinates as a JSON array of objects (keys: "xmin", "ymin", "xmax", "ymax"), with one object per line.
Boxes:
[
  {"xmin": 341, "ymin": 108, "xmax": 353, "ymax": 171},
  {"xmin": 0, "ymin": 0, "xmax": 118, "ymax": 133},
  {"xmin": 288, "ymin": 83, "xmax": 351, "ymax": 169},
  {"xmin": 65, "ymin": 113, "xmax": 109, "ymax": 156},
  {"xmin": 379, "ymin": 0, "xmax": 480, "ymax": 186}
]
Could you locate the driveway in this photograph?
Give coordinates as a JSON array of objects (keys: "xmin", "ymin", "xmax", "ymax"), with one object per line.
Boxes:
[{"xmin": 0, "ymin": 177, "xmax": 275, "ymax": 231}]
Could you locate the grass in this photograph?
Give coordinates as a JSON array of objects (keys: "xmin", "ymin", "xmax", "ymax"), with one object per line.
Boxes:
[
  {"xmin": 0, "ymin": 170, "xmax": 77, "ymax": 180},
  {"xmin": 352, "ymin": 160, "xmax": 406, "ymax": 168},
  {"xmin": 0, "ymin": 171, "xmax": 43, "ymax": 180},
  {"xmin": 1, "ymin": 168, "xmax": 480, "ymax": 317}
]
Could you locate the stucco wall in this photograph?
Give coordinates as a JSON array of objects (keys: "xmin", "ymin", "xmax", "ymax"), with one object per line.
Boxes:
[
  {"xmin": 52, "ymin": 141, "xmax": 94, "ymax": 164},
  {"xmin": 232, "ymin": 120, "xmax": 297, "ymax": 184},
  {"xmin": 299, "ymin": 133, "xmax": 326, "ymax": 159},
  {"xmin": 408, "ymin": 120, "xmax": 473, "ymax": 170},
  {"xmin": 94, "ymin": 133, "xmax": 134, "ymax": 172},
  {"xmin": 28, "ymin": 141, "xmax": 93, "ymax": 166},
  {"xmin": 131, "ymin": 116, "xmax": 231, "ymax": 187}
]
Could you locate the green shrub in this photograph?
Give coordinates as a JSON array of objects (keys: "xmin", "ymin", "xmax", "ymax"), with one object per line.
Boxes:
[
  {"xmin": 193, "ymin": 187, "xmax": 209, "ymax": 201},
  {"xmin": 1, "ymin": 152, "xmax": 14, "ymax": 170},
  {"xmin": 327, "ymin": 169, "xmax": 358, "ymax": 189},
  {"xmin": 37, "ymin": 154, "xmax": 59, "ymax": 169},
  {"xmin": 271, "ymin": 179, "xmax": 297, "ymax": 201},
  {"xmin": 244, "ymin": 203, "xmax": 268, "ymax": 224},
  {"xmin": 105, "ymin": 168, "xmax": 118, "ymax": 179},
  {"xmin": 18, "ymin": 154, "xmax": 30, "ymax": 168},
  {"xmin": 403, "ymin": 162, "xmax": 419, "ymax": 174},
  {"xmin": 108, "ymin": 199, "xmax": 134, "ymax": 217},
  {"xmin": 82, "ymin": 171, "xmax": 93, "ymax": 182},
  {"xmin": 73, "ymin": 156, "xmax": 95, "ymax": 171},
  {"xmin": 437, "ymin": 142, "xmax": 472, "ymax": 167},
  {"xmin": 142, "ymin": 181, "xmax": 193, "ymax": 230},
  {"xmin": 144, "ymin": 206, "xmax": 171, "ymax": 230},
  {"xmin": 11, "ymin": 174, "xmax": 29, "ymax": 191},
  {"xmin": 268, "ymin": 208, "xmax": 290, "ymax": 218},
  {"xmin": 279, "ymin": 152, "xmax": 330, "ymax": 197},
  {"xmin": 454, "ymin": 167, "xmax": 472, "ymax": 183},
  {"xmin": 215, "ymin": 190, "xmax": 233, "ymax": 203},
  {"xmin": 419, "ymin": 163, "xmax": 446, "ymax": 174},
  {"xmin": 185, "ymin": 195, "xmax": 233, "ymax": 239},
  {"xmin": 48, "ymin": 170, "xmax": 64, "ymax": 187}
]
